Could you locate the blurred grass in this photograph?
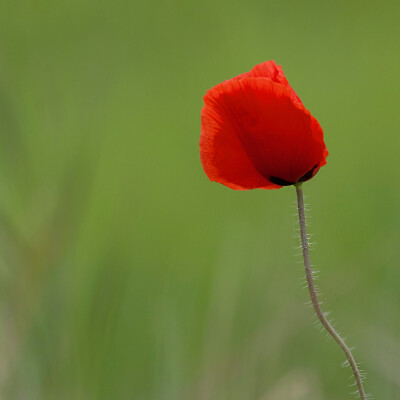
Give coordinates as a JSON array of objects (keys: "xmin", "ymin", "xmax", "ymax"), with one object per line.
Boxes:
[{"xmin": 0, "ymin": 0, "xmax": 399, "ymax": 399}]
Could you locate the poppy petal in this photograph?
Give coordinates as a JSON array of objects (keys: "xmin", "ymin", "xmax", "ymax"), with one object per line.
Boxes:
[
  {"xmin": 200, "ymin": 91, "xmax": 278, "ymax": 190},
  {"xmin": 233, "ymin": 60, "xmax": 302, "ymax": 105}
]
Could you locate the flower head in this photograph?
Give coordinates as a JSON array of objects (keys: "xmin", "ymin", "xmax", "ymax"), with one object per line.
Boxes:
[{"xmin": 200, "ymin": 61, "xmax": 328, "ymax": 190}]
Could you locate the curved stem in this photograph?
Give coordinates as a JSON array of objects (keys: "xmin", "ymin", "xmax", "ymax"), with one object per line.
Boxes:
[{"xmin": 294, "ymin": 182, "xmax": 367, "ymax": 400}]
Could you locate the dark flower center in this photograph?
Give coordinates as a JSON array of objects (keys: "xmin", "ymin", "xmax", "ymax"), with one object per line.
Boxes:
[{"xmin": 269, "ymin": 164, "xmax": 318, "ymax": 186}]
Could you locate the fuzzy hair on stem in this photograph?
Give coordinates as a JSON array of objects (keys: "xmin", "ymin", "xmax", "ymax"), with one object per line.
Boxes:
[{"xmin": 294, "ymin": 182, "xmax": 369, "ymax": 400}]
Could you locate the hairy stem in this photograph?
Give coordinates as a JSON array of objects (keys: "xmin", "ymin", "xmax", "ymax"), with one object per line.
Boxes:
[{"xmin": 294, "ymin": 182, "xmax": 367, "ymax": 400}]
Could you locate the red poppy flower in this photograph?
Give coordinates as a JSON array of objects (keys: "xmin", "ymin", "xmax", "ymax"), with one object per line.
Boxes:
[{"xmin": 200, "ymin": 61, "xmax": 328, "ymax": 190}]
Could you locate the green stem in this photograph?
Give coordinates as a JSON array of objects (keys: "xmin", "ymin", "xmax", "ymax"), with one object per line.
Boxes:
[{"xmin": 294, "ymin": 182, "xmax": 367, "ymax": 400}]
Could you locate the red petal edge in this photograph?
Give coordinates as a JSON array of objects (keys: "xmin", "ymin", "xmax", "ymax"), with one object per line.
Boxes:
[{"xmin": 233, "ymin": 60, "xmax": 303, "ymax": 106}]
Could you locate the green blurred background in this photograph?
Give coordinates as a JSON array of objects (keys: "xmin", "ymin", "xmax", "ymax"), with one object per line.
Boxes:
[{"xmin": 0, "ymin": 1, "xmax": 399, "ymax": 399}]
